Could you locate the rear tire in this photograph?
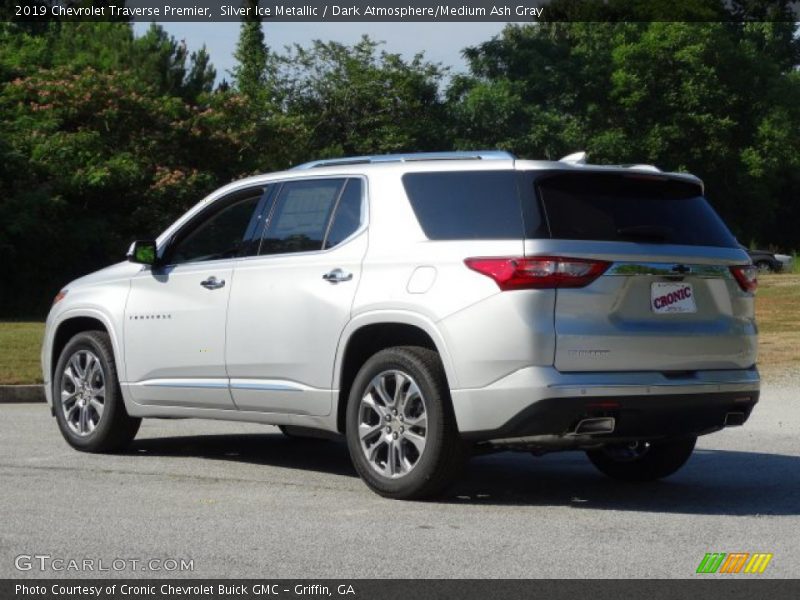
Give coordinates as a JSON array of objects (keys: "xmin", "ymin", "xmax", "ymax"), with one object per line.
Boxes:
[
  {"xmin": 53, "ymin": 331, "xmax": 140, "ymax": 452},
  {"xmin": 586, "ymin": 437, "xmax": 696, "ymax": 482},
  {"xmin": 345, "ymin": 346, "xmax": 464, "ymax": 500}
]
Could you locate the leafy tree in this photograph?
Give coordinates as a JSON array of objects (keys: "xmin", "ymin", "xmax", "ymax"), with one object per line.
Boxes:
[
  {"xmin": 2, "ymin": 15, "xmax": 800, "ymax": 316},
  {"xmin": 232, "ymin": 0, "xmax": 269, "ymax": 98},
  {"xmin": 0, "ymin": 22, "xmax": 227, "ymax": 314},
  {"xmin": 184, "ymin": 45, "xmax": 216, "ymax": 101},
  {"xmin": 132, "ymin": 24, "xmax": 189, "ymax": 96},
  {"xmin": 452, "ymin": 21, "xmax": 800, "ymax": 246},
  {"xmin": 133, "ymin": 24, "xmax": 217, "ymax": 101},
  {"xmin": 279, "ymin": 36, "xmax": 449, "ymax": 158}
]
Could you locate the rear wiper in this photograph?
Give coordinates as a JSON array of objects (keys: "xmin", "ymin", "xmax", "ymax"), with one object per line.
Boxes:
[{"xmin": 616, "ymin": 225, "xmax": 671, "ymax": 242}]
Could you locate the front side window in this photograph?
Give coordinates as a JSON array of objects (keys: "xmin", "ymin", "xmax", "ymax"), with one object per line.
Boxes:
[
  {"xmin": 260, "ymin": 179, "xmax": 346, "ymax": 255},
  {"xmin": 169, "ymin": 192, "xmax": 263, "ymax": 265}
]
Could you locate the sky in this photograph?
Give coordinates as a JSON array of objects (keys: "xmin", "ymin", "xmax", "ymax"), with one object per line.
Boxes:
[{"xmin": 132, "ymin": 22, "xmax": 509, "ymax": 82}]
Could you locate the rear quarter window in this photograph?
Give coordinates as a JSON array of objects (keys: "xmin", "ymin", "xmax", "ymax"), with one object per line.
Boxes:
[
  {"xmin": 536, "ymin": 172, "xmax": 738, "ymax": 248},
  {"xmin": 402, "ymin": 171, "xmax": 526, "ymax": 240}
]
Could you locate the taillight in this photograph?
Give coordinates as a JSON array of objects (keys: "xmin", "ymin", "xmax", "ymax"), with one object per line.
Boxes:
[
  {"xmin": 52, "ymin": 289, "xmax": 68, "ymax": 305},
  {"xmin": 730, "ymin": 265, "xmax": 758, "ymax": 293},
  {"xmin": 464, "ymin": 256, "xmax": 611, "ymax": 290}
]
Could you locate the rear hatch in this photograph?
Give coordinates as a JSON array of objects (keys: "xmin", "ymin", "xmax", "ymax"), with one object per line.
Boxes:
[{"xmin": 527, "ymin": 170, "xmax": 757, "ymax": 372}]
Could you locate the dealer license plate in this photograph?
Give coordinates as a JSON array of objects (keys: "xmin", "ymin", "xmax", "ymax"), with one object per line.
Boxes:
[{"xmin": 651, "ymin": 282, "xmax": 696, "ymax": 314}]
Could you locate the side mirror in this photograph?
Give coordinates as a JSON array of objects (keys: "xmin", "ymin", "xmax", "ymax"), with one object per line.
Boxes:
[{"xmin": 127, "ymin": 240, "xmax": 158, "ymax": 266}]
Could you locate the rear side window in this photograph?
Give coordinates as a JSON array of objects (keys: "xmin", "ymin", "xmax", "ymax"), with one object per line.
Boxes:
[
  {"xmin": 260, "ymin": 179, "xmax": 345, "ymax": 255},
  {"xmin": 537, "ymin": 173, "xmax": 738, "ymax": 248},
  {"xmin": 324, "ymin": 179, "xmax": 363, "ymax": 249},
  {"xmin": 402, "ymin": 171, "xmax": 526, "ymax": 240}
]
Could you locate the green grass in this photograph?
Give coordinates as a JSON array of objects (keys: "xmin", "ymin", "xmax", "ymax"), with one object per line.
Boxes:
[
  {"xmin": 0, "ymin": 274, "xmax": 798, "ymax": 384},
  {"xmin": 755, "ymin": 274, "xmax": 800, "ymax": 375},
  {"xmin": 755, "ymin": 274, "xmax": 800, "ymax": 333},
  {"xmin": 0, "ymin": 322, "xmax": 45, "ymax": 384}
]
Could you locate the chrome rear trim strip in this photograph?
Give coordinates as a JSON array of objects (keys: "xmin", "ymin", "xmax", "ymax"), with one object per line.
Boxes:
[
  {"xmin": 547, "ymin": 380, "xmax": 759, "ymax": 389},
  {"xmin": 605, "ymin": 262, "xmax": 732, "ymax": 278}
]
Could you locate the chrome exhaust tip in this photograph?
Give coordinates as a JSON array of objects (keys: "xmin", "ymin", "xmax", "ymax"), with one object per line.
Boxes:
[
  {"xmin": 724, "ymin": 412, "xmax": 746, "ymax": 427},
  {"xmin": 571, "ymin": 417, "xmax": 616, "ymax": 435}
]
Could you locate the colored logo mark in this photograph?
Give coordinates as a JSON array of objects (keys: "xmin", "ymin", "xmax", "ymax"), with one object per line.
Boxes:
[{"xmin": 696, "ymin": 553, "xmax": 773, "ymax": 574}]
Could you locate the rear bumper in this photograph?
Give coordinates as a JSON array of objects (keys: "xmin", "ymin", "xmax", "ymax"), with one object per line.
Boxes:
[{"xmin": 451, "ymin": 366, "xmax": 760, "ymax": 443}]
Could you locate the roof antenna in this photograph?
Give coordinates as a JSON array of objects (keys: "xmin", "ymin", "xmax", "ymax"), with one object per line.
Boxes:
[{"xmin": 560, "ymin": 151, "xmax": 587, "ymax": 165}]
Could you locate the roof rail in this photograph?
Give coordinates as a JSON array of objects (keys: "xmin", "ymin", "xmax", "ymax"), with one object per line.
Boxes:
[
  {"xmin": 559, "ymin": 151, "xmax": 662, "ymax": 173},
  {"xmin": 559, "ymin": 151, "xmax": 587, "ymax": 165},
  {"xmin": 622, "ymin": 163, "xmax": 662, "ymax": 173},
  {"xmin": 291, "ymin": 150, "xmax": 515, "ymax": 170}
]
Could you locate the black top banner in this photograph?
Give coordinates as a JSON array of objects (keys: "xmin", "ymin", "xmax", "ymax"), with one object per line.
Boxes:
[{"xmin": 5, "ymin": 0, "xmax": 800, "ymax": 22}]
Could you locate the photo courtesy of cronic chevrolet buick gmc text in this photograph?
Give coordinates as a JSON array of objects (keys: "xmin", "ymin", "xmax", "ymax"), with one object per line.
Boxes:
[{"xmin": 41, "ymin": 151, "xmax": 760, "ymax": 499}]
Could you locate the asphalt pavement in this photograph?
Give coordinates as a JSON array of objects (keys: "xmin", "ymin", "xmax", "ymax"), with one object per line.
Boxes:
[{"xmin": 1, "ymin": 377, "xmax": 798, "ymax": 579}]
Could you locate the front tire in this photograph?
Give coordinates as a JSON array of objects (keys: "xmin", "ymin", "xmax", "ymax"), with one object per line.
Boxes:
[
  {"xmin": 345, "ymin": 346, "xmax": 464, "ymax": 499},
  {"xmin": 53, "ymin": 331, "xmax": 140, "ymax": 452},
  {"xmin": 586, "ymin": 437, "xmax": 696, "ymax": 482}
]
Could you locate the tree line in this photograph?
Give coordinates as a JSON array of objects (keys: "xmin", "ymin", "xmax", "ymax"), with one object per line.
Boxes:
[{"xmin": 1, "ymin": 10, "xmax": 799, "ymax": 315}]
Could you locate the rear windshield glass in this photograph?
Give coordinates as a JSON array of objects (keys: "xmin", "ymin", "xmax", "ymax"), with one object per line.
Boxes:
[
  {"xmin": 537, "ymin": 173, "xmax": 738, "ymax": 248},
  {"xmin": 402, "ymin": 171, "xmax": 527, "ymax": 240}
]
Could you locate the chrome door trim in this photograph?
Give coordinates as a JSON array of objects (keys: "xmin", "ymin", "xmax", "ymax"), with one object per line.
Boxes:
[
  {"xmin": 135, "ymin": 378, "xmax": 229, "ymax": 389},
  {"xmin": 229, "ymin": 379, "xmax": 312, "ymax": 392},
  {"xmin": 132, "ymin": 378, "xmax": 317, "ymax": 392}
]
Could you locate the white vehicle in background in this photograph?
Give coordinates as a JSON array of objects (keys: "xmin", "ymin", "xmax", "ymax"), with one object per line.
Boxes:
[
  {"xmin": 745, "ymin": 246, "xmax": 794, "ymax": 273},
  {"xmin": 42, "ymin": 151, "xmax": 760, "ymax": 499},
  {"xmin": 774, "ymin": 253, "xmax": 793, "ymax": 272}
]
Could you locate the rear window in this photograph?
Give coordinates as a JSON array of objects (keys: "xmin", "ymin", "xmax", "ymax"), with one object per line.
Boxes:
[
  {"xmin": 402, "ymin": 171, "xmax": 526, "ymax": 240},
  {"xmin": 537, "ymin": 173, "xmax": 738, "ymax": 248}
]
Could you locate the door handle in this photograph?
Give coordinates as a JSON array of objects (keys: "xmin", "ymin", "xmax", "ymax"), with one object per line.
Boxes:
[
  {"xmin": 200, "ymin": 276, "xmax": 226, "ymax": 290},
  {"xmin": 322, "ymin": 268, "xmax": 353, "ymax": 284}
]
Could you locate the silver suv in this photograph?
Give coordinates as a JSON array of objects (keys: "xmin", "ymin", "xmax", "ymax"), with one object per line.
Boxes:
[{"xmin": 42, "ymin": 151, "xmax": 760, "ymax": 499}]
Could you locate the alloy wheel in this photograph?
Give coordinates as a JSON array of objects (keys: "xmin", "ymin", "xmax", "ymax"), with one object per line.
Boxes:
[
  {"xmin": 60, "ymin": 350, "xmax": 105, "ymax": 436},
  {"xmin": 357, "ymin": 370, "xmax": 428, "ymax": 478}
]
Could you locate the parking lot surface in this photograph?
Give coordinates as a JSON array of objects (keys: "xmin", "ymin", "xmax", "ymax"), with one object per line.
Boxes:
[{"xmin": 1, "ymin": 377, "xmax": 798, "ymax": 579}]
